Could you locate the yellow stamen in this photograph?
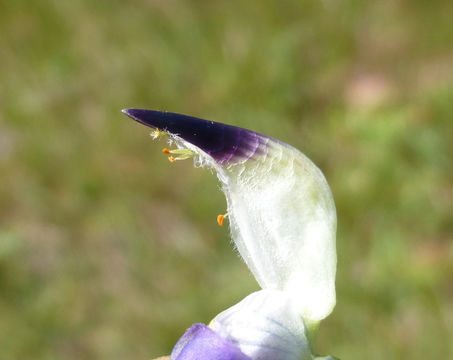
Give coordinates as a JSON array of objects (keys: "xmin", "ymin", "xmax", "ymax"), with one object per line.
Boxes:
[
  {"xmin": 217, "ymin": 213, "xmax": 228, "ymax": 227},
  {"xmin": 150, "ymin": 129, "xmax": 165, "ymax": 139},
  {"xmin": 162, "ymin": 148, "xmax": 196, "ymax": 162}
]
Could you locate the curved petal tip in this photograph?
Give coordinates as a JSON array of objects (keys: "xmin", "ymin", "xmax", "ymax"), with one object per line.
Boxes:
[{"xmin": 122, "ymin": 108, "xmax": 267, "ymax": 164}]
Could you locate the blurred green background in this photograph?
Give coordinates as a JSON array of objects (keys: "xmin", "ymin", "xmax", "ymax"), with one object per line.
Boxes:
[{"xmin": 1, "ymin": 0, "xmax": 452, "ymax": 359}]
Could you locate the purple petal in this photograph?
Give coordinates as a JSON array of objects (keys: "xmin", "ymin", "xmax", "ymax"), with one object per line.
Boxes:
[
  {"xmin": 122, "ymin": 109, "xmax": 270, "ymax": 164},
  {"xmin": 170, "ymin": 323, "xmax": 251, "ymax": 360}
]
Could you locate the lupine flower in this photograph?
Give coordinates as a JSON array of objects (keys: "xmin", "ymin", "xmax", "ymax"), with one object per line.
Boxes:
[{"xmin": 123, "ymin": 109, "xmax": 337, "ymax": 360}]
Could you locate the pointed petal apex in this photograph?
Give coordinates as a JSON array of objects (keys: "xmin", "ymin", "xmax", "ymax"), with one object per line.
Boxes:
[{"xmin": 122, "ymin": 108, "xmax": 268, "ymax": 164}]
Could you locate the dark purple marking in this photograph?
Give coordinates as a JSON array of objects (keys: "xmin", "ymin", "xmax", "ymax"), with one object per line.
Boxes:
[
  {"xmin": 123, "ymin": 109, "xmax": 269, "ymax": 164},
  {"xmin": 170, "ymin": 323, "xmax": 251, "ymax": 360}
]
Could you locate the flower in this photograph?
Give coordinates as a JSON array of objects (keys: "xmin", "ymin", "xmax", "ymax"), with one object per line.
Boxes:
[{"xmin": 123, "ymin": 109, "xmax": 337, "ymax": 360}]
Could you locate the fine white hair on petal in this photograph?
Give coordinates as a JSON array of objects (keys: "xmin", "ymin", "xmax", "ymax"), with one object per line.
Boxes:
[
  {"xmin": 170, "ymin": 132, "xmax": 336, "ymax": 323},
  {"xmin": 210, "ymin": 290, "xmax": 313, "ymax": 360},
  {"xmin": 222, "ymin": 139, "xmax": 336, "ymax": 322}
]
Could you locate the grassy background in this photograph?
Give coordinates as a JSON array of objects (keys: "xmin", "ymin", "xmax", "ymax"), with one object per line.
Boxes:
[{"xmin": 1, "ymin": 0, "xmax": 452, "ymax": 359}]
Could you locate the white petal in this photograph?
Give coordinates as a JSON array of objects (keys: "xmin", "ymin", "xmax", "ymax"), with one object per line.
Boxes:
[
  {"xmin": 210, "ymin": 289, "xmax": 313, "ymax": 360},
  {"xmin": 190, "ymin": 136, "xmax": 337, "ymax": 322}
]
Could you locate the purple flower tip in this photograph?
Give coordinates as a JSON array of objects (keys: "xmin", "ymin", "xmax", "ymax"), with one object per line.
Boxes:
[
  {"xmin": 122, "ymin": 108, "xmax": 269, "ymax": 164},
  {"xmin": 170, "ymin": 323, "xmax": 251, "ymax": 360}
]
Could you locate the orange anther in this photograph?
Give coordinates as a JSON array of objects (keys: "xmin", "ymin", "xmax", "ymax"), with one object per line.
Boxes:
[
  {"xmin": 162, "ymin": 148, "xmax": 171, "ymax": 154},
  {"xmin": 217, "ymin": 214, "xmax": 225, "ymax": 227},
  {"xmin": 168, "ymin": 156, "xmax": 176, "ymax": 163}
]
